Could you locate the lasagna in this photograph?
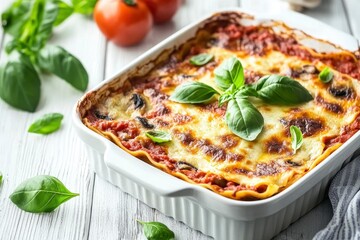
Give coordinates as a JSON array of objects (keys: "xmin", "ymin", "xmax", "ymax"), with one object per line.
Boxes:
[{"xmin": 78, "ymin": 12, "xmax": 360, "ymax": 200}]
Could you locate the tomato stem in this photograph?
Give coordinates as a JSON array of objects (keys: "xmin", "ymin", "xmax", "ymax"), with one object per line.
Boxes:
[{"xmin": 123, "ymin": 0, "xmax": 137, "ymax": 6}]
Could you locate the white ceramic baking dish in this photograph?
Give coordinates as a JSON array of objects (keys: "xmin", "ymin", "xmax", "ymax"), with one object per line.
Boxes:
[{"xmin": 73, "ymin": 8, "xmax": 360, "ymax": 240}]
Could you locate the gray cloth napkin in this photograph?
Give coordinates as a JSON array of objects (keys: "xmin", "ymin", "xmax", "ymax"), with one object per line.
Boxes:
[{"xmin": 313, "ymin": 154, "xmax": 360, "ymax": 240}]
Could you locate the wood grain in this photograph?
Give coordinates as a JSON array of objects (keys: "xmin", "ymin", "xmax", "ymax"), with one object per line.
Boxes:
[
  {"xmin": 0, "ymin": 0, "xmax": 357, "ymax": 239},
  {"xmin": 343, "ymin": 0, "xmax": 360, "ymax": 39}
]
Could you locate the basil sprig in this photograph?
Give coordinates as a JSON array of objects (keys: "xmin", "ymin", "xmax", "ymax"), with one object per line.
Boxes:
[
  {"xmin": 319, "ymin": 67, "xmax": 334, "ymax": 83},
  {"xmin": 0, "ymin": 0, "xmax": 94, "ymax": 112},
  {"xmin": 10, "ymin": 175, "xmax": 79, "ymax": 213},
  {"xmin": 170, "ymin": 57, "xmax": 313, "ymax": 141},
  {"xmin": 146, "ymin": 131, "xmax": 172, "ymax": 143},
  {"xmin": 0, "ymin": 171, "xmax": 3, "ymax": 186},
  {"xmin": 169, "ymin": 81, "xmax": 218, "ymax": 104},
  {"xmin": 138, "ymin": 220, "xmax": 175, "ymax": 240},
  {"xmin": 290, "ymin": 126, "xmax": 303, "ymax": 154},
  {"xmin": 28, "ymin": 113, "xmax": 64, "ymax": 134},
  {"xmin": 190, "ymin": 53, "xmax": 214, "ymax": 66}
]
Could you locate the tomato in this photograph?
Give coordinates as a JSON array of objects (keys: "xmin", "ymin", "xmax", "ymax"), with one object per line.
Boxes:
[
  {"xmin": 94, "ymin": 0, "xmax": 153, "ymax": 46},
  {"xmin": 141, "ymin": 0, "xmax": 181, "ymax": 24}
]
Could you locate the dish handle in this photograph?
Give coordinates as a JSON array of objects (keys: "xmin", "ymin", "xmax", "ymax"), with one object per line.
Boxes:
[{"xmin": 104, "ymin": 142, "xmax": 195, "ymax": 198}]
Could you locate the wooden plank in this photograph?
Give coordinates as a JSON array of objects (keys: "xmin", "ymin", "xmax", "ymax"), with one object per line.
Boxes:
[
  {"xmin": 343, "ymin": 0, "xmax": 360, "ymax": 39},
  {"xmin": 303, "ymin": 0, "xmax": 351, "ymax": 33},
  {"xmin": 0, "ymin": 4, "xmax": 106, "ymax": 240},
  {"xmin": 89, "ymin": 1, "xmax": 238, "ymax": 240}
]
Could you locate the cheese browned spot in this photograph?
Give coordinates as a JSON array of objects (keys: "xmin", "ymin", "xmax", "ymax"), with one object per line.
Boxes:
[{"xmin": 81, "ymin": 13, "xmax": 360, "ymax": 200}]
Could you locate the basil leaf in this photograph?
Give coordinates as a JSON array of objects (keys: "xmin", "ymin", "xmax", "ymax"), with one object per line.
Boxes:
[
  {"xmin": 10, "ymin": 175, "xmax": 79, "ymax": 213},
  {"xmin": 31, "ymin": 0, "xmax": 58, "ymax": 51},
  {"xmin": 146, "ymin": 131, "xmax": 172, "ymax": 143},
  {"xmin": 226, "ymin": 98, "xmax": 264, "ymax": 141},
  {"xmin": 0, "ymin": 171, "xmax": 3, "ymax": 186},
  {"xmin": 290, "ymin": 126, "xmax": 303, "ymax": 154},
  {"xmin": 37, "ymin": 45, "xmax": 88, "ymax": 91},
  {"xmin": 0, "ymin": 52, "xmax": 41, "ymax": 112},
  {"xmin": 1, "ymin": 0, "xmax": 31, "ymax": 38},
  {"xmin": 169, "ymin": 81, "xmax": 218, "ymax": 104},
  {"xmin": 254, "ymin": 75, "xmax": 313, "ymax": 105},
  {"xmin": 235, "ymin": 85, "xmax": 259, "ymax": 98},
  {"xmin": 28, "ymin": 113, "xmax": 63, "ymax": 134},
  {"xmin": 54, "ymin": 1, "xmax": 74, "ymax": 26},
  {"xmin": 214, "ymin": 56, "xmax": 244, "ymax": 91},
  {"xmin": 138, "ymin": 221, "xmax": 175, "ymax": 240},
  {"xmin": 319, "ymin": 67, "xmax": 333, "ymax": 83},
  {"xmin": 190, "ymin": 53, "xmax": 214, "ymax": 66},
  {"xmin": 72, "ymin": 0, "xmax": 97, "ymax": 15}
]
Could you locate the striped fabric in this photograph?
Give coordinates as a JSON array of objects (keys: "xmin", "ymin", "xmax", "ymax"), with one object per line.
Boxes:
[{"xmin": 313, "ymin": 154, "xmax": 360, "ymax": 240}]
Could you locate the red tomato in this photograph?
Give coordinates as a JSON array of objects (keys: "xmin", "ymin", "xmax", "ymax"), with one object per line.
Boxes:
[
  {"xmin": 94, "ymin": 0, "xmax": 153, "ymax": 46},
  {"xmin": 141, "ymin": 0, "xmax": 181, "ymax": 24}
]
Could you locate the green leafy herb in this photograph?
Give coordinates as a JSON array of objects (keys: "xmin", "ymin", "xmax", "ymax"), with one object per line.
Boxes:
[
  {"xmin": 138, "ymin": 220, "xmax": 175, "ymax": 240},
  {"xmin": 319, "ymin": 67, "xmax": 334, "ymax": 83},
  {"xmin": 218, "ymin": 84, "xmax": 237, "ymax": 106},
  {"xmin": 0, "ymin": 172, "xmax": 3, "ymax": 186},
  {"xmin": 28, "ymin": 113, "xmax": 63, "ymax": 134},
  {"xmin": 54, "ymin": 1, "xmax": 74, "ymax": 26},
  {"xmin": 1, "ymin": 0, "xmax": 31, "ymax": 38},
  {"xmin": 0, "ymin": 52, "xmax": 41, "ymax": 112},
  {"xmin": 169, "ymin": 81, "xmax": 218, "ymax": 104},
  {"xmin": 290, "ymin": 126, "xmax": 303, "ymax": 154},
  {"xmin": 214, "ymin": 56, "xmax": 244, "ymax": 90},
  {"xmin": 71, "ymin": 0, "xmax": 97, "ymax": 15},
  {"xmin": 10, "ymin": 175, "xmax": 79, "ymax": 213},
  {"xmin": 146, "ymin": 131, "xmax": 172, "ymax": 143},
  {"xmin": 30, "ymin": 1, "xmax": 59, "ymax": 51},
  {"xmin": 189, "ymin": 53, "xmax": 214, "ymax": 66},
  {"xmin": 225, "ymin": 98, "xmax": 264, "ymax": 141},
  {"xmin": 37, "ymin": 45, "xmax": 88, "ymax": 91},
  {"xmin": 0, "ymin": 0, "xmax": 90, "ymax": 112},
  {"xmin": 253, "ymin": 75, "xmax": 313, "ymax": 105}
]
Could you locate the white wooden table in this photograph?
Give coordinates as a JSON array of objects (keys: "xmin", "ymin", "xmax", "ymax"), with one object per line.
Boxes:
[{"xmin": 0, "ymin": 0, "xmax": 359, "ymax": 239}]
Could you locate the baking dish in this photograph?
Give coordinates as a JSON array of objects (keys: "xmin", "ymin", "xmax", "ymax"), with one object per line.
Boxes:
[{"xmin": 73, "ymin": 8, "xmax": 360, "ymax": 240}]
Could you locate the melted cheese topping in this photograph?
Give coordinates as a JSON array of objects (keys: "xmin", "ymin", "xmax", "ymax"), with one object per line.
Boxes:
[{"xmin": 83, "ymin": 19, "xmax": 360, "ymax": 200}]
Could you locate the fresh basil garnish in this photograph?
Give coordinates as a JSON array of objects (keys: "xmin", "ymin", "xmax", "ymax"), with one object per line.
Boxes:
[
  {"xmin": 0, "ymin": 52, "xmax": 41, "ymax": 112},
  {"xmin": 225, "ymin": 98, "xmax": 264, "ymax": 141},
  {"xmin": 0, "ymin": 171, "xmax": 3, "ymax": 186},
  {"xmin": 290, "ymin": 126, "xmax": 303, "ymax": 154},
  {"xmin": 235, "ymin": 85, "xmax": 259, "ymax": 98},
  {"xmin": 71, "ymin": 0, "xmax": 97, "ymax": 15},
  {"xmin": 28, "ymin": 113, "xmax": 64, "ymax": 134},
  {"xmin": 1, "ymin": 0, "xmax": 32, "ymax": 38},
  {"xmin": 169, "ymin": 81, "xmax": 218, "ymax": 104},
  {"xmin": 0, "ymin": 0, "xmax": 92, "ymax": 112},
  {"xmin": 214, "ymin": 56, "xmax": 245, "ymax": 90},
  {"xmin": 10, "ymin": 175, "xmax": 79, "ymax": 213},
  {"xmin": 37, "ymin": 45, "xmax": 88, "ymax": 91},
  {"xmin": 319, "ymin": 67, "xmax": 333, "ymax": 83},
  {"xmin": 189, "ymin": 53, "xmax": 214, "ymax": 66},
  {"xmin": 146, "ymin": 131, "xmax": 172, "ymax": 143},
  {"xmin": 54, "ymin": 1, "xmax": 74, "ymax": 26},
  {"xmin": 253, "ymin": 75, "xmax": 313, "ymax": 105},
  {"xmin": 138, "ymin": 220, "xmax": 175, "ymax": 240}
]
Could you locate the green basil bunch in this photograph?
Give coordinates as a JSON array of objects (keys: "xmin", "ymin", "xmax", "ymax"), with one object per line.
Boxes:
[
  {"xmin": 170, "ymin": 57, "xmax": 313, "ymax": 141},
  {"xmin": 0, "ymin": 0, "xmax": 97, "ymax": 112}
]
